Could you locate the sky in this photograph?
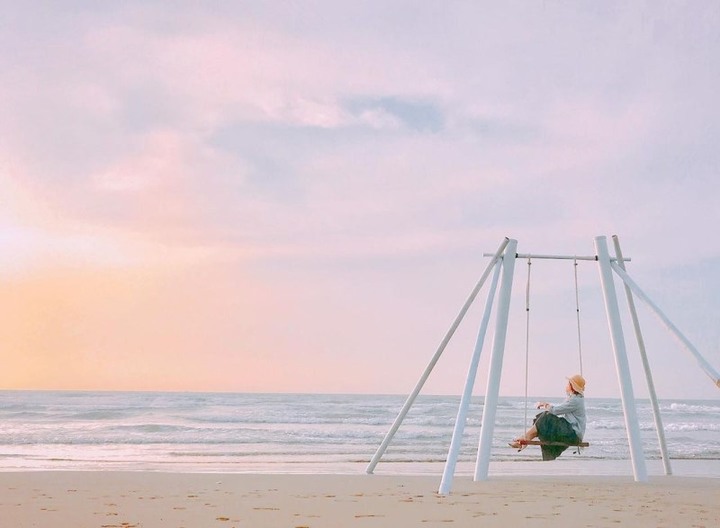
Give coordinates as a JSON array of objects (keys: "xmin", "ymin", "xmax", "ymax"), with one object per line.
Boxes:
[{"xmin": 1, "ymin": 1, "xmax": 719, "ymax": 399}]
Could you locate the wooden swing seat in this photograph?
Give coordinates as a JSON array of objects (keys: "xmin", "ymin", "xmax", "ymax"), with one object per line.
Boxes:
[{"xmin": 518, "ymin": 439, "xmax": 589, "ymax": 448}]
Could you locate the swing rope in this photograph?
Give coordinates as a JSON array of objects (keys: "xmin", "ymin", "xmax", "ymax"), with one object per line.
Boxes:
[
  {"xmin": 573, "ymin": 258, "xmax": 584, "ymax": 376},
  {"xmin": 523, "ymin": 258, "xmax": 532, "ymax": 431}
]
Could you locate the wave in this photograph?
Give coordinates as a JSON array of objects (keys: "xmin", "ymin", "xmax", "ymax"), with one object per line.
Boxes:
[
  {"xmin": 664, "ymin": 422, "xmax": 720, "ymax": 432},
  {"xmin": 664, "ymin": 402, "xmax": 720, "ymax": 414},
  {"xmin": 67, "ymin": 410, "xmax": 140, "ymax": 421},
  {"xmin": 184, "ymin": 414, "xmax": 457, "ymax": 427}
]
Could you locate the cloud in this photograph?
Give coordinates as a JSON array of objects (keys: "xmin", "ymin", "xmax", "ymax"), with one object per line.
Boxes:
[
  {"xmin": 2, "ymin": 1, "xmax": 720, "ymax": 396},
  {"xmin": 346, "ymin": 97, "xmax": 445, "ymax": 133}
]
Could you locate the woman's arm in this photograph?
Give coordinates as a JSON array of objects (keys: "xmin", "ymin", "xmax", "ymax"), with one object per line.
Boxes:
[{"xmin": 548, "ymin": 396, "xmax": 582, "ymax": 416}]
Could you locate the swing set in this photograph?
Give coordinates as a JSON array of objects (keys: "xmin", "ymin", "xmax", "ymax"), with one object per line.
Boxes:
[{"xmin": 365, "ymin": 235, "xmax": 720, "ymax": 495}]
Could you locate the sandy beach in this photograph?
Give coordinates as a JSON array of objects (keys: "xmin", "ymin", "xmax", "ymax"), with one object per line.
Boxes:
[{"xmin": 1, "ymin": 472, "xmax": 717, "ymax": 528}]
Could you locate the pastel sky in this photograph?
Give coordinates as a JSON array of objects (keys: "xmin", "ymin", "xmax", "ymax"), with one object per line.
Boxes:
[{"xmin": 2, "ymin": 1, "xmax": 719, "ymax": 399}]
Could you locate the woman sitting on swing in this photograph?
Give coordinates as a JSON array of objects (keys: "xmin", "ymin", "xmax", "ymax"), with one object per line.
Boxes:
[{"xmin": 510, "ymin": 374, "xmax": 587, "ymax": 461}]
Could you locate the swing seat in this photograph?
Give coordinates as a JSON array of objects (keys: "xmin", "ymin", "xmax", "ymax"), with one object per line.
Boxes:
[{"xmin": 517, "ymin": 439, "xmax": 589, "ymax": 448}]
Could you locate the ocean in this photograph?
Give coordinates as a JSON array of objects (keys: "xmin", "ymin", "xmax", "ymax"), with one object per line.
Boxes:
[{"xmin": 1, "ymin": 391, "xmax": 718, "ymax": 478}]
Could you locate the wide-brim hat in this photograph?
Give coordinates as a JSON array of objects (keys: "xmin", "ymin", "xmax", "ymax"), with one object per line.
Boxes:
[{"xmin": 567, "ymin": 374, "xmax": 586, "ymax": 394}]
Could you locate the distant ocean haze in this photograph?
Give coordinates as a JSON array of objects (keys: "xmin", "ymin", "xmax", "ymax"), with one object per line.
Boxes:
[{"xmin": 0, "ymin": 391, "xmax": 718, "ymax": 475}]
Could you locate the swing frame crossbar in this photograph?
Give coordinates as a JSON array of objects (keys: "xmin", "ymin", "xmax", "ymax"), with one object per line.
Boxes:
[
  {"xmin": 483, "ymin": 252, "xmax": 631, "ymax": 262},
  {"xmin": 367, "ymin": 235, "xmax": 720, "ymax": 497}
]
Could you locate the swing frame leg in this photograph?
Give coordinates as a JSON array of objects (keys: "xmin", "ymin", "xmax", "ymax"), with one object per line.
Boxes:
[
  {"xmin": 596, "ymin": 236, "xmax": 648, "ymax": 483},
  {"xmin": 438, "ymin": 260, "xmax": 502, "ymax": 495},
  {"xmin": 613, "ymin": 235, "xmax": 672, "ymax": 476},
  {"xmin": 366, "ymin": 238, "xmax": 510, "ymax": 475},
  {"xmin": 475, "ymin": 239, "xmax": 518, "ymax": 481}
]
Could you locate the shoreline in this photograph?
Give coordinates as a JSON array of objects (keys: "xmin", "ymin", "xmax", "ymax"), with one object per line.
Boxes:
[
  {"xmin": 1, "ymin": 471, "xmax": 718, "ymax": 527},
  {"xmin": 3, "ymin": 458, "xmax": 719, "ymax": 479}
]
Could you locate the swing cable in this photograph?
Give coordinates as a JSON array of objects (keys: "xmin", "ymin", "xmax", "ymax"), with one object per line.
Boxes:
[
  {"xmin": 573, "ymin": 258, "xmax": 584, "ymax": 376},
  {"xmin": 523, "ymin": 257, "xmax": 532, "ymax": 431}
]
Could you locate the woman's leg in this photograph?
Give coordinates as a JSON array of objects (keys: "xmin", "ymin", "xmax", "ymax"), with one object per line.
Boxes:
[
  {"xmin": 522, "ymin": 425, "xmax": 538, "ymax": 441},
  {"xmin": 510, "ymin": 424, "xmax": 538, "ymax": 448}
]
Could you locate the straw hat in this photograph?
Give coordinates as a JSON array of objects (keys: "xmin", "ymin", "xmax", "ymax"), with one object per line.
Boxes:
[{"xmin": 567, "ymin": 374, "xmax": 586, "ymax": 394}]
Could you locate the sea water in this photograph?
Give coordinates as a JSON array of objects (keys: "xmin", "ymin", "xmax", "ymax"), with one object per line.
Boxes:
[{"xmin": 0, "ymin": 391, "xmax": 718, "ymax": 477}]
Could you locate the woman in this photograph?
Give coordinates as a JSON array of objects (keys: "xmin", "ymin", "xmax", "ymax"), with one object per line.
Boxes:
[{"xmin": 510, "ymin": 374, "xmax": 586, "ymax": 461}]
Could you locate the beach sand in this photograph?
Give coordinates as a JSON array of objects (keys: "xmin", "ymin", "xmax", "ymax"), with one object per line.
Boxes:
[{"xmin": 0, "ymin": 472, "xmax": 717, "ymax": 527}]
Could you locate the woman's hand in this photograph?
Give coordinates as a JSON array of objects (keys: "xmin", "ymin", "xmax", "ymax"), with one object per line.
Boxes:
[{"xmin": 535, "ymin": 402, "xmax": 550, "ymax": 410}]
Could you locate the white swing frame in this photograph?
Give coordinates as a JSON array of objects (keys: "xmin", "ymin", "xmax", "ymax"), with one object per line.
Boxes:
[{"xmin": 365, "ymin": 235, "xmax": 720, "ymax": 495}]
